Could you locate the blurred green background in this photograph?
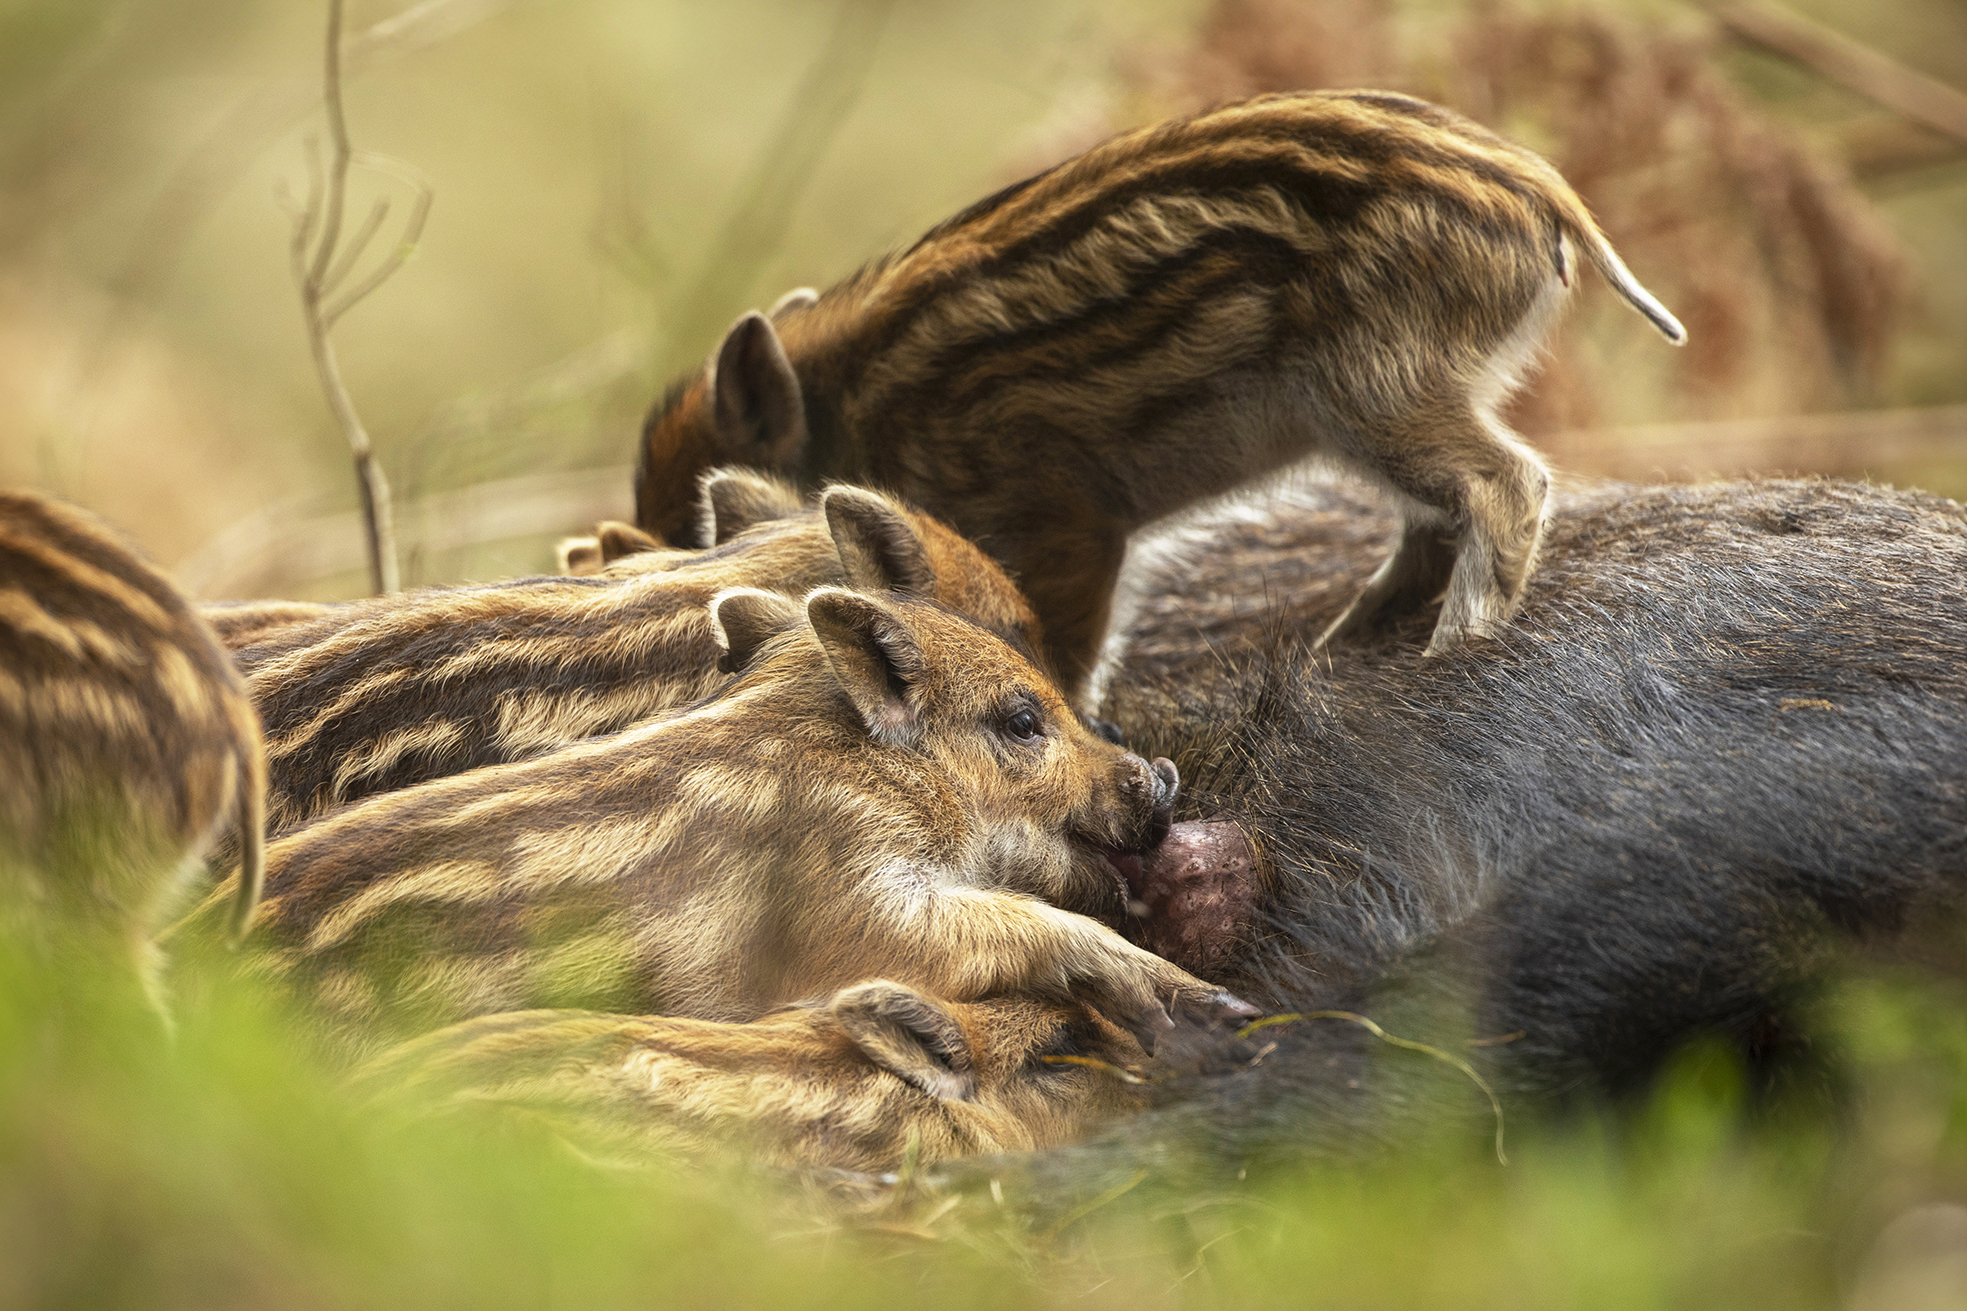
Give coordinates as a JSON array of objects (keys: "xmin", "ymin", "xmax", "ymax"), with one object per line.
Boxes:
[
  {"xmin": 4, "ymin": 2, "xmax": 1967, "ymax": 1305},
  {"xmin": 0, "ymin": 0, "xmax": 1961, "ymax": 599},
  {"xmin": 13, "ymin": 921, "xmax": 1967, "ymax": 1309}
]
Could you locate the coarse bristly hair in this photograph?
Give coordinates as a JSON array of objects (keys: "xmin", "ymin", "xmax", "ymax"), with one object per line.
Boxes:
[
  {"xmin": 228, "ymin": 476, "xmax": 1043, "ymax": 840},
  {"xmin": 0, "ymin": 491, "xmax": 266, "ymax": 995},
  {"xmin": 967, "ymin": 476, "xmax": 1967, "ymax": 1206},
  {"xmin": 229, "ymin": 582, "xmax": 1237, "ymax": 1062},
  {"xmin": 1112, "ymin": 0, "xmax": 1904, "ymax": 435},
  {"xmin": 634, "ymin": 89, "xmax": 1685, "ymax": 709}
]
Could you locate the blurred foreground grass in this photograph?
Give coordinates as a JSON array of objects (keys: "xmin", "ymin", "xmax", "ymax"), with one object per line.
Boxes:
[
  {"xmin": 4, "ymin": 4, "xmax": 1967, "ymax": 1306},
  {"xmin": 8, "ymin": 926, "xmax": 1967, "ymax": 1309}
]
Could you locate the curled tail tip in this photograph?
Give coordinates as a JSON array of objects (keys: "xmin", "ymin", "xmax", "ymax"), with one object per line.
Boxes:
[
  {"xmin": 1644, "ymin": 295, "xmax": 1688, "ymax": 346},
  {"xmin": 1580, "ymin": 231, "xmax": 1688, "ymax": 346}
]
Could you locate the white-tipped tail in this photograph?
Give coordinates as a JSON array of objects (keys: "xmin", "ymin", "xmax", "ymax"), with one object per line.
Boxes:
[{"xmin": 1581, "ymin": 231, "xmax": 1686, "ymax": 345}]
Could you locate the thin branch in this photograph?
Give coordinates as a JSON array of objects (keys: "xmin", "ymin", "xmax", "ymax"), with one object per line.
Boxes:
[
  {"xmin": 322, "ymin": 195, "xmax": 391, "ymax": 296},
  {"xmin": 292, "ymin": 137, "xmax": 325, "ymax": 271},
  {"xmin": 284, "ymin": 0, "xmax": 435, "ymax": 596},
  {"xmin": 116, "ymin": 0, "xmax": 520, "ymax": 302},
  {"xmin": 323, "ymin": 153, "xmax": 434, "ymax": 328},
  {"xmin": 1709, "ymin": 0, "xmax": 1967, "ymax": 146},
  {"xmin": 307, "ymin": 0, "xmax": 355, "ymax": 294}
]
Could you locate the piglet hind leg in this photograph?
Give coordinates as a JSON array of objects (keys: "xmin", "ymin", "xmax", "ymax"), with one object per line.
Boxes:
[
  {"xmin": 1315, "ymin": 517, "xmax": 1458, "ymax": 649},
  {"xmin": 1425, "ymin": 426, "xmax": 1550, "ymax": 655},
  {"xmin": 1318, "ymin": 406, "xmax": 1550, "ymax": 655}
]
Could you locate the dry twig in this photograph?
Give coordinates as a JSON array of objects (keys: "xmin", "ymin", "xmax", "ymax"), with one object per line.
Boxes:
[
  {"xmin": 282, "ymin": 0, "xmax": 434, "ymax": 595},
  {"xmin": 121, "ymin": 0, "xmax": 512, "ymax": 299},
  {"xmin": 1239, "ymin": 1011, "xmax": 1508, "ymax": 1165}
]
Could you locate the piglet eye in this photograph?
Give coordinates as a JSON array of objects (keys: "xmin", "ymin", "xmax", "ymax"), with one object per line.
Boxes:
[{"xmin": 1003, "ymin": 709, "xmax": 1042, "ymax": 743}]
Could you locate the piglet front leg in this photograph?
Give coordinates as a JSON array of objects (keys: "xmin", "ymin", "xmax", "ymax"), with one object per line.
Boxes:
[{"xmin": 873, "ymin": 887, "xmax": 1257, "ymax": 1053}]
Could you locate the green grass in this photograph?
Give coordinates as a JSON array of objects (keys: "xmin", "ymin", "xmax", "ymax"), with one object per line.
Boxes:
[{"xmin": 7, "ymin": 921, "xmax": 1967, "ymax": 1310}]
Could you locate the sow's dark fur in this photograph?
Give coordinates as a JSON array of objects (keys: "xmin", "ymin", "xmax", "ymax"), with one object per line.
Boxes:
[{"xmin": 1008, "ymin": 476, "xmax": 1967, "ymax": 1184}]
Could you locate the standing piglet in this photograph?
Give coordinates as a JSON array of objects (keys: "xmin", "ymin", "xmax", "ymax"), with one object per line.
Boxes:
[
  {"xmin": 0, "ymin": 492, "xmax": 265, "ymax": 1000},
  {"xmin": 635, "ymin": 89, "xmax": 1685, "ymax": 705}
]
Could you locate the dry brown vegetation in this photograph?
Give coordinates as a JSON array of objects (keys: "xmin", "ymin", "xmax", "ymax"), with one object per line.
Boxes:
[{"xmin": 1091, "ymin": 0, "xmax": 1914, "ymax": 454}]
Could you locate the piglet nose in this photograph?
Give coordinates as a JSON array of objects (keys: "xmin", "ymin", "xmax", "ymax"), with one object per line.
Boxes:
[{"xmin": 1150, "ymin": 757, "xmax": 1180, "ymax": 812}]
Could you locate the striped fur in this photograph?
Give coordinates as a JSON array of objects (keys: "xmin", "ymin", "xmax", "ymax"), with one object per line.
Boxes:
[
  {"xmin": 200, "ymin": 598, "xmax": 343, "ymax": 651},
  {"xmin": 234, "ymin": 475, "xmax": 1042, "ymax": 838},
  {"xmin": 0, "ymin": 491, "xmax": 266, "ymax": 989},
  {"xmin": 635, "ymin": 90, "xmax": 1685, "ymax": 704},
  {"xmin": 240, "ymin": 588, "xmax": 1240, "ymax": 1057},
  {"xmin": 363, "ymin": 982, "xmax": 1148, "ymax": 1172}
]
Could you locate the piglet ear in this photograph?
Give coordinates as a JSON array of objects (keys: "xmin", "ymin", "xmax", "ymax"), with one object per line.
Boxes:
[
  {"xmin": 596, "ymin": 520, "xmax": 662, "ymax": 562},
  {"xmin": 830, "ymin": 980, "xmax": 976, "ymax": 1102},
  {"xmin": 767, "ymin": 286, "xmax": 820, "ymax": 320},
  {"xmin": 560, "ymin": 521, "xmax": 671, "ymax": 576},
  {"xmin": 822, "ymin": 486, "xmax": 936, "ymax": 600},
  {"xmin": 709, "ymin": 587, "xmax": 803, "ymax": 674},
  {"xmin": 709, "ymin": 311, "xmax": 808, "ymax": 469},
  {"xmin": 698, "ymin": 466, "xmax": 807, "ymax": 546},
  {"xmin": 556, "ymin": 535, "xmax": 603, "ymax": 575},
  {"xmin": 805, "ymin": 587, "xmax": 925, "ymax": 748}
]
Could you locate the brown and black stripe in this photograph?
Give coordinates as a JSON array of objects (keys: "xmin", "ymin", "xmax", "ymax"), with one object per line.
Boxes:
[
  {"xmin": 234, "ymin": 585, "xmax": 1207, "ymax": 1060},
  {"xmin": 235, "ymin": 480, "xmax": 1042, "ymax": 838},
  {"xmin": 0, "ymin": 491, "xmax": 265, "ymax": 953},
  {"xmin": 637, "ymin": 89, "xmax": 1684, "ymax": 701},
  {"xmin": 235, "ymin": 507, "xmax": 837, "ymax": 840},
  {"xmin": 804, "ymin": 90, "xmax": 1673, "ymax": 449},
  {"xmin": 360, "ymin": 984, "xmax": 1149, "ymax": 1173}
]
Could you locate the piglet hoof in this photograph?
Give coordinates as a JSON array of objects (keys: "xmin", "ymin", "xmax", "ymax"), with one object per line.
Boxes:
[
  {"xmin": 1176, "ymin": 988, "xmax": 1260, "ymax": 1031},
  {"xmin": 1422, "ymin": 618, "xmax": 1503, "ymax": 657},
  {"xmin": 1154, "ymin": 988, "xmax": 1263, "ymax": 1066},
  {"xmin": 1421, "ymin": 623, "xmax": 1469, "ymax": 657}
]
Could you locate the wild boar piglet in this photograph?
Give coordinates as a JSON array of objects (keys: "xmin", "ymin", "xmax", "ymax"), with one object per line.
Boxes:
[
  {"xmin": 232, "ymin": 472, "xmax": 1043, "ymax": 837},
  {"xmin": 636, "ymin": 90, "xmax": 1685, "ymax": 705},
  {"xmin": 0, "ymin": 491, "xmax": 265, "ymax": 1000},
  {"xmin": 367, "ymin": 980, "xmax": 1152, "ymax": 1173},
  {"xmin": 247, "ymin": 582, "xmax": 1249, "ymax": 1056}
]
